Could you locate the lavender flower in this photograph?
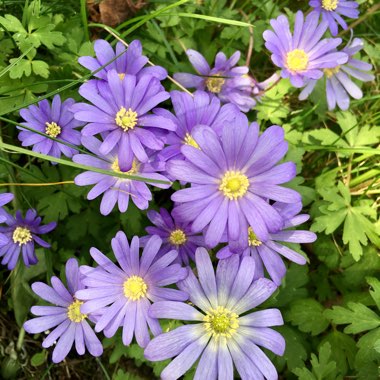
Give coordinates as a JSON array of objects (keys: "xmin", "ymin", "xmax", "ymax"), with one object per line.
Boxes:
[
  {"xmin": 145, "ymin": 248, "xmax": 285, "ymax": 380},
  {"xmin": 79, "ymin": 39, "xmax": 167, "ymax": 81},
  {"xmin": 18, "ymin": 95, "xmax": 82, "ymax": 160},
  {"xmin": 0, "ymin": 209, "xmax": 56, "ymax": 270},
  {"xmin": 217, "ymin": 202, "xmax": 317, "ymax": 285},
  {"xmin": 174, "ymin": 49, "xmax": 256, "ymax": 112},
  {"xmin": 73, "ymin": 136, "xmax": 171, "ymax": 216},
  {"xmin": 299, "ymin": 38, "xmax": 374, "ymax": 110},
  {"xmin": 0, "ymin": 193, "xmax": 13, "ymax": 224},
  {"xmin": 71, "ymin": 71, "xmax": 175, "ymax": 171},
  {"xmin": 263, "ymin": 11, "xmax": 348, "ymax": 87},
  {"xmin": 142, "ymin": 208, "xmax": 205, "ymax": 265},
  {"xmin": 75, "ymin": 233, "xmax": 188, "ymax": 347},
  {"xmin": 24, "ymin": 258, "xmax": 103, "ymax": 363},
  {"xmin": 310, "ymin": 0, "xmax": 359, "ymax": 36},
  {"xmin": 167, "ymin": 120, "xmax": 300, "ymax": 251}
]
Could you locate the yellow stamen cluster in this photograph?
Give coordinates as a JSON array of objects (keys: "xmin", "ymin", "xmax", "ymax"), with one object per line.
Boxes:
[
  {"xmin": 286, "ymin": 49, "xmax": 309, "ymax": 72},
  {"xmin": 183, "ymin": 133, "xmax": 200, "ymax": 149},
  {"xmin": 219, "ymin": 171, "xmax": 249, "ymax": 200},
  {"xmin": 124, "ymin": 275, "xmax": 148, "ymax": 301},
  {"xmin": 45, "ymin": 122, "xmax": 61, "ymax": 138},
  {"xmin": 169, "ymin": 229, "xmax": 187, "ymax": 246},
  {"xmin": 115, "ymin": 107, "xmax": 138, "ymax": 131},
  {"xmin": 118, "ymin": 73, "xmax": 126, "ymax": 80},
  {"xmin": 203, "ymin": 306, "xmax": 239, "ymax": 338},
  {"xmin": 205, "ymin": 75, "xmax": 225, "ymax": 93},
  {"xmin": 324, "ymin": 66, "xmax": 341, "ymax": 78},
  {"xmin": 12, "ymin": 227, "xmax": 32, "ymax": 246},
  {"xmin": 67, "ymin": 300, "xmax": 87, "ymax": 323},
  {"xmin": 322, "ymin": 0, "xmax": 339, "ymax": 11},
  {"xmin": 111, "ymin": 159, "xmax": 139, "ymax": 176},
  {"xmin": 248, "ymin": 227, "xmax": 262, "ymax": 247}
]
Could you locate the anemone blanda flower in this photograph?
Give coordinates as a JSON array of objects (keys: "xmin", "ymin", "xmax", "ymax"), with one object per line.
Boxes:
[
  {"xmin": 174, "ymin": 49, "xmax": 257, "ymax": 112},
  {"xmin": 217, "ymin": 202, "xmax": 317, "ymax": 285},
  {"xmin": 73, "ymin": 136, "xmax": 171, "ymax": 216},
  {"xmin": 0, "ymin": 209, "xmax": 56, "ymax": 270},
  {"xmin": 141, "ymin": 208, "xmax": 205, "ymax": 265},
  {"xmin": 0, "ymin": 193, "xmax": 13, "ymax": 224},
  {"xmin": 18, "ymin": 95, "xmax": 82, "ymax": 160},
  {"xmin": 167, "ymin": 120, "xmax": 300, "ymax": 252},
  {"xmin": 145, "ymin": 248, "xmax": 285, "ymax": 380},
  {"xmin": 24, "ymin": 258, "xmax": 103, "ymax": 363},
  {"xmin": 299, "ymin": 37, "xmax": 374, "ymax": 110},
  {"xmin": 79, "ymin": 39, "xmax": 167, "ymax": 81},
  {"xmin": 263, "ymin": 10, "xmax": 348, "ymax": 87},
  {"xmin": 71, "ymin": 71, "xmax": 175, "ymax": 171},
  {"xmin": 75, "ymin": 232, "xmax": 188, "ymax": 347},
  {"xmin": 310, "ymin": 0, "xmax": 359, "ymax": 36}
]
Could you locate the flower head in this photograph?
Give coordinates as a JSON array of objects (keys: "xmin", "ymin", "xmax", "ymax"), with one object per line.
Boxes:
[
  {"xmin": 71, "ymin": 71, "xmax": 175, "ymax": 171},
  {"xmin": 79, "ymin": 39, "xmax": 167, "ymax": 81},
  {"xmin": 167, "ymin": 119, "xmax": 301, "ymax": 251},
  {"xmin": 174, "ymin": 50, "xmax": 257, "ymax": 112},
  {"xmin": 24, "ymin": 258, "xmax": 103, "ymax": 363},
  {"xmin": 310, "ymin": 0, "xmax": 359, "ymax": 36},
  {"xmin": 18, "ymin": 95, "xmax": 82, "ymax": 160},
  {"xmin": 263, "ymin": 11, "xmax": 348, "ymax": 87},
  {"xmin": 0, "ymin": 209, "xmax": 56, "ymax": 270},
  {"xmin": 145, "ymin": 248, "xmax": 285, "ymax": 380},
  {"xmin": 75, "ymin": 232, "xmax": 188, "ymax": 347}
]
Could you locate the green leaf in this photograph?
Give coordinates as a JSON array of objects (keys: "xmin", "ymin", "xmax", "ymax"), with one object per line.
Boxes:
[
  {"xmin": 0, "ymin": 15, "xmax": 26, "ymax": 33},
  {"xmin": 31, "ymin": 60, "xmax": 49, "ymax": 78},
  {"xmin": 367, "ymin": 277, "xmax": 380, "ymax": 310},
  {"xmin": 355, "ymin": 327, "xmax": 380, "ymax": 380},
  {"xmin": 30, "ymin": 351, "xmax": 47, "ymax": 367},
  {"xmin": 32, "ymin": 25, "xmax": 66, "ymax": 49},
  {"xmin": 8, "ymin": 58, "xmax": 32, "ymax": 78}
]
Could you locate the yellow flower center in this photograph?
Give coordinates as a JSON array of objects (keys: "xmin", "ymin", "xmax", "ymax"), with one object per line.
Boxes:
[
  {"xmin": 248, "ymin": 227, "xmax": 262, "ymax": 247},
  {"xmin": 115, "ymin": 107, "xmax": 138, "ymax": 131},
  {"xmin": 324, "ymin": 66, "xmax": 341, "ymax": 78},
  {"xmin": 322, "ymin": 0, "xmax": 338, "ymax": 11},
  {"xmin": 12, "ymin": 227, "xmax": 32, "ymax": 246},
  {"xmin": 286, "ymin": 49, "xmax": 309, "ymax": 72},
  {"xmin": 205, "ymin": 74, "xmax": 225, "ymax": 93},
  {"xmin": 219, "ymin": 171, "xmax": 249, "ymax": 200},
  {"xmin": 45, "ymin": 122, "xmax": 61, "ymax": 138},
  {"xmin": 111, "ymin": 159, "xmax": 139, "ymax": 175},
  {"xmin": 183, "ymin": 133, "xmax": 200, "ymax": 149},
  {"xmin": 118, "ymin": 73, "xmax": 126, "ymax": 80},
  {"xmin": 67, "ymin": 300, "xmax": 87, "ymax": 323},
  {"xmin": 169, "ymin": 229, "xmax": 187, "ymax": 245},
  {"xmin": 203, "ymin": 306, "xmax": 239, "ymax": 338},
  {"xmin": 123, "ymin": 275, "xmax": 148, "ymax": 301}
]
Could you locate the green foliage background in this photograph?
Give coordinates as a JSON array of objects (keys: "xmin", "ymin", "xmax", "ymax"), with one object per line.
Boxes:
[{"xmin": 0, "ymin": 0, "xmax": 379, "ymax": 379}]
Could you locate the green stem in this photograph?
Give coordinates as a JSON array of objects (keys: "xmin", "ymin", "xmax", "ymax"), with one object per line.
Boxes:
[
  {"xmin": 350, "ymin": 169, "xmax": 380, "ymax": 188},
  {"xmin": 80, "ymin": 0, "xmax": 90, "ymax": 41},
  {"xmin": 16, "ymin": 327, "xmax": 25, "ymax": 352},
  {"xmin": 96, "ymin": 358, "xmax": 111, "ymax": 380}
]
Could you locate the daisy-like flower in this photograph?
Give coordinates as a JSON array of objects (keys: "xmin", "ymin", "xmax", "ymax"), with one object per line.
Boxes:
[
  {"xmin": 18, "ymin": 95, "xmax": 82, "ymax": 160},
  {"xmin": 263, "ymin": 11, "xmax": 348, "ymax": 87},
  {"xmin": 217, "ymin": 202, "xmax": 317, "ymax": 285},
  {"xmin": 155, "ymin": 90, "xmax": 242, "ymax": 163},
  {"xmin": 310, "ymin": 0, "xmax": 359, "ymax": 36},
  {"xmin": 299, "ymin": 37, "xmax": 375, "ymax": 110},
  {"xmin": 71, "ymin": 71, "xmax": 175, "ymax": 171},
  {"xmin": 145, "ymin": 248, "xmax": 285, "ymax": 380},
  {"xmin": 75, "ymin": 232, "xmax": 188, "ymax": 347},
  {"xmin": 79, "ymin": 39, "xmax": 167, "ymax": 81},
  {"xmin": 167, "ymin": 120, "xmax": 301, "ymax": 251},
  {"xmin": 24, "ymin": 258, "xmax": 103, "ymax": 363},
  {"xmin": 174, "ymin": 49, "xmax": 256, "ymax": 112},
  {"xmin": 0, "ymin": 209, "xmax": 56, "ymax": 270},
  {"xmin": 0, "ymin": 193, "xmax": 13, "ymax": 224},
  {"xmin": 142, "ymin": 208, "xmax": 206, "ymax": 265},
  {"xmin": 73, "ymin": 136, "xmax": 171, "ymax": 216}
]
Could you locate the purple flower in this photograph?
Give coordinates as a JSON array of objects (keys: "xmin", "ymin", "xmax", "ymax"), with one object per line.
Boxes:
[
  {"xmin": 263, "ymin": 11, "xmax": 348, "ymax": 87},
  {"xmin": 0, "ymin": 193, "xmax": 13, "ymax": 224},
  {"xmin": 75, "ymin": 232, "xmax": 188, "ymax": 347},
  {"xmin": 142, "ymin": 208, "xmax": 205, "ymax": 265},
  {"xmin": 167, "ymin": 120, "xmax": 301, "ymax": 252},
  {"xmin": 217, "ymin": 202, "xmax": 317, "ymax": 285},
  {"xmin": 155, "ymin": 90, "xmax": 242, "ymax": 163},
  {"xmin": 18, "ymin": 95, "xmax": 82, "ymax": 160},
  {"xmin": 145, "ymin": 248, "xmax": 285, "ymax": 380},
  {"xmin": 24, "ymin": 258, "xmax": 103, "ymax": 363},
  {"xmin": 79, "ymin": 39, "xmax": 167, "ymax": 81},
  {"xmin": 299, "ymin": 37, "xmax": 375, "ymax": 110},
  {"xmin": 0, "ymin": 209, "xmax": 56, "ymax": 270},
  {"xmin": 71, "ymin": 71, "xmax": 175, "ymax": 171},
  {"xmin": 73, "ymin": 136, "xmax": 171, "ymax": 216},
  {"xmin": 174, "ymin": 49, "xmax": 256, "ymax": 112},
  {"xmin": 310, "ymin": 0, "xmax": 359, "ymax": 36}
]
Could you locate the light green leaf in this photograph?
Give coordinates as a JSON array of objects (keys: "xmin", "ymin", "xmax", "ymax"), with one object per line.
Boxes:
[
  {"xmin": 8, "ymin": 58, "xmax": 31, "ymax": 78},
  {"xmin": 0, "ymin": 15, "xmax": 26, "ymax": 33},
  {"xmin": 31, "ymin": 60, "xmax": 49, "ymax": 78},
  {"xmin": 367, "ymin": 277, "xmax": 380, "ymax": 310}
]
